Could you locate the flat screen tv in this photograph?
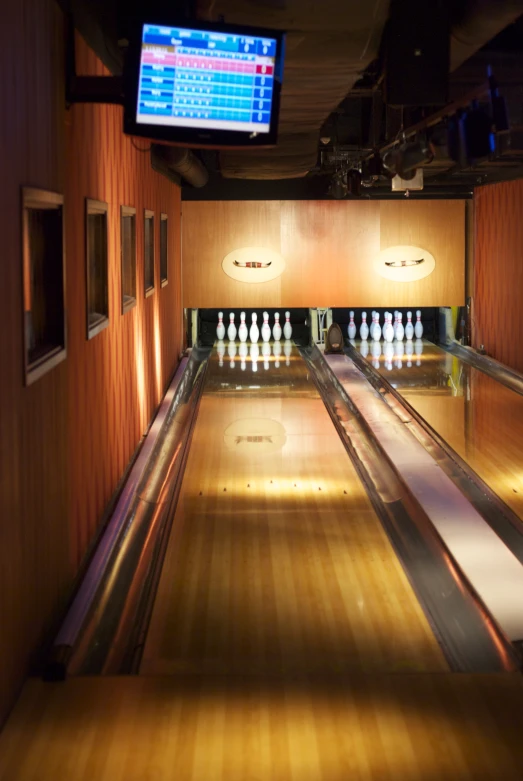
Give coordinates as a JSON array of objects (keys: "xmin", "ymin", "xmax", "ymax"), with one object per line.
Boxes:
[{"xmin": 123, "ymin": 19, "xmax": 285, "ymax": 148}]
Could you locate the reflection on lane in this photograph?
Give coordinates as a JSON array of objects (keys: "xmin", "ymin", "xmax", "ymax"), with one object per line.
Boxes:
[
  {"xmin": 141, "ymin": 343, "xmax": 447, "ymax": 675},
  {"xmin": 359, "ymin": 339, "xmax": 523, "ymax": 522}
]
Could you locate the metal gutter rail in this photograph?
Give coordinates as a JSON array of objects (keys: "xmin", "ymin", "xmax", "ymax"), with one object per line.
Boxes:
[
  {"xmin": 45, "ymin": 347, "xmax": 211, "ymax": 679},
  {"xmin": 301, "ymin": 345, "xmax": 519, "ymax": 673}
]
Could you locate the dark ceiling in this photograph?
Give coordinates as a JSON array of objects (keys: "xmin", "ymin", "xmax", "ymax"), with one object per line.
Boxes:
[{"xmin": 70, "ymin": 0, "xmax": 523, "ymax": 199}]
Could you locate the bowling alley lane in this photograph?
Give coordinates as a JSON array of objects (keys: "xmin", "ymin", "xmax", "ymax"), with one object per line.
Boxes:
[
  {"xmin": 140, "ymin": 344, "xmax": 448, "ymax": 675},
  {"xmin": 358, "ymin": 339, "xmax": 523, "ymax": 523}
]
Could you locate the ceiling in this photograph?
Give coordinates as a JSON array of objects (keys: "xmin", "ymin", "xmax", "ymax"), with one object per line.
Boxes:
[{"xmin": 72, "ymin": 0, "xmax": 523, "ymax": 198}]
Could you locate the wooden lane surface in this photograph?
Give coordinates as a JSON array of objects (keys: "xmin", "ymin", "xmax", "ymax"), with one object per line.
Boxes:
[
  {"xmin": 363, "ymin": 341, "xmax": 523, "ymax": 522},
  {"xmin": 141, "ymin": 346, "xmax": 446, "ymax": 675},
  {"xmin": 2, "ymin": 673, "xmax": 523, "ymax": 780}
]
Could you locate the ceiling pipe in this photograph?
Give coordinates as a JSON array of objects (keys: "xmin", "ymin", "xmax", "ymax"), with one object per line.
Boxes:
[{"xmin": 151, "ymin": 144, "xmax": 209, "ymax": 188}]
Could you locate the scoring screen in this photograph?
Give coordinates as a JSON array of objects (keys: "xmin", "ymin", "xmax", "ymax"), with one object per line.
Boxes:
[{"xmin": 136, "ymin": 25, "xmax": 277, "ymax": 134}]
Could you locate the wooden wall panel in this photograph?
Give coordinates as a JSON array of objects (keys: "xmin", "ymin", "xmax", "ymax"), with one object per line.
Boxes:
[
  {"xmin": 182, "ymin": 200, "xmax": 465, "ymax": 307},
  {"xmin": 0, "ymin": 5, "xmax": 182, "ymax": 726},
  {"xmin": 474, "ymin": 180, "xmax": 523, "ymax": 373},
  {"xmin": 379, "ymin": 200, "xmax": 465, "ymax": 307},
  {"xmin": 182, "ymin": 201, "xmax": 282, "ymax": 307}
]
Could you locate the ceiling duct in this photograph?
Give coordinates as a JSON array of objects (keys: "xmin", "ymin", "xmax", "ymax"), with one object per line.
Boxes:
[
  {"xmin": 204, "ymin": 0, "xmax": 390, "ymax": 180},
  {"xmin": 151, "ymin": 145, "xmax": 209, "ymax": 188}
]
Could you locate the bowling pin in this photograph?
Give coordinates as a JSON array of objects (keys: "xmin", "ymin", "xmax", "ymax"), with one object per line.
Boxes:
[
  {"xmin": 250, "ymin": 313, "xmax": 259, "ymax": 343},
  {"xmin": 262, "ymin": 341, "xmax": 271, "ymax": 370},
  {"xmin": 395, "ymin": 312, "xmax": 404, "ymax": 341},
  {"xmin": 227, "ymin": 340, "xmax": 237, "ymax": 368},
  {"xmin": 348, "ymin": 311, "xmax": 357, "ymax": 340},
  {"xmin": 217, "ymin": 340, "xmax": 225, "ymax": 367},
  {"xmin": 227, "ymin": 312, "xmax": 237, "ymax": 341},
  {"xmin": 383, "ymin": 312, "xmax": 394, "ymax": 342},
  {"xmin": 283, "ymin": 311, "xmax": 292, "ymax": 340},
  {"xmin": 261, "ymin": 311, "xmax": 271, "ymax": 342},
  {"xmin": 284, "ymin": 339, "xmax": 292, "ymax": 366},
  {"xmin": 405, "ymin": 311, "xmax": 414, "ymax": 340},
  {"xmin": 360, "ymin": 311, "xmax": 369, "ymax": 340},
  {"xmin": 273, "ymin": 340, "xmax": 282, "ymax": 368},
  {"xmin": 239, "ymin": 342, "xmax": 248, "ymax": 370},
  {"xmin": 372, "ymin": 311, "xmax": 381, "ymax": 341},
  {"xmin": 273, "ymin": 312, "xmax": 282, "ymax": 341},
  {"xmin": 238, "ymin": 311, "xmax": 248, "ymax": 343},
  {"xmin": 414, "ymin": 310, "xmax": 423, "ymax": 339},
  {"xmin": 250, "ymin": 342, "xmax": 259, "ymax": 372},
  {"xmin": 216, "ymin": 311, "xmax": 225, "ymax": 340},
  {"xmin": 359, "ymin": 339, "xmax": 370, "ymax": 358}
]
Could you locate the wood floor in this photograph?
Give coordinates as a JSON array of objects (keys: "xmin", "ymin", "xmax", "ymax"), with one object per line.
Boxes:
[
  {"xmin": 4, "ymin": 346, "xmax": 523, "ymax": 780},
  {"xmin": 2, "ymin": 674, "xmax": 523, "ymax": 780},
  {"xmin": 141, "ymin": 347, "xmax": 446, "ymax": 675}
]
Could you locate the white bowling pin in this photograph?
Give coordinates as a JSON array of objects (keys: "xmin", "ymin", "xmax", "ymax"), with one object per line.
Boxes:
[
  {"xmin": 239, "ymin": 342, "xmax": 248, "ymax": 370},
  {"xmin": 283, "ymin": 311, "xmax": 292, "ymax": 340},
  {"xmin": 414, "ymin": 310, "xmax": 423, "ymax": 339},
  {"xmin": 284, "ymin": 339, "xmax": 292, "ymax": 366},
  {"xmin": 395, "ymin": 312, "xmax": 404, "ymax": 341},
  {"xmin": 348, "ymin": 311, "xmax": 357, "ymax": 340},
  {"xmin": 262, "ymin": 341, "xmax": 271, "ymax": 370},
  {"xmin": 372, "ymin": 312, "xmax": 381, "ymax": 341},
  {"xmin": 238, "ymin": 311, "xmax": 248, "ymax": 342},
  {"xmin": 249, "ymin": 313, "xmax": 259, "ymax": 343},
  {"xmin": 360, "ymin": 311, "xmax": 369, "ymax": 340},
  {"xmin": 227, "ymin": 312, "xmax": 237, "ymax": 341},
  {"xmin": 405, "ymin": 311, "xmax": 414, "ymax": 340},
  {"xmin": 227, "ymin": 340, "xmax": 237, "ymax": 368},
  {"xmin": 273, "ymin": 312, "xmax": 282, "ymax": 341},
  {"xmin": 273, "ymin": 340, "xmax": 282, "ymax": 368},
  {"xmin": 383, "ymin": 312, "xmax": 394, "ymax": 342},
  {"xmin": 217, "ymin": 339, "xmax": 225, "ymax": 366},
  {"xmin": 216, "ymin": 312, "xmax": 225, "ymax": 341},
  {"xmin": 261, "ymin": 311, "xmax": 271, "ymax": 342}
]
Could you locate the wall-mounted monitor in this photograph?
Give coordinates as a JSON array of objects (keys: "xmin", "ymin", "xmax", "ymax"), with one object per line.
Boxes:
[{"xmin": 124, "ymin": 20, "xmax": 285, "ymax": 149}]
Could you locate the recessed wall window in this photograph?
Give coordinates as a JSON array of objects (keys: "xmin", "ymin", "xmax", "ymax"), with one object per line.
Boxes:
[
  {"xmin": 144, "ymin": 209, "xmax": 155, "ymax": 297},
  {"xmin": 160, "ymin": 213, "xmax": 168, "ymax": 287},
  {"xmin": 86, "ymin": 198, "xmax": 109, "ymax": 338},
  {"xmin": 121, "ymin": 205, "xmax": 136, "ymax": 313},
  {"xmin": 22, "ymin": 187, "xmax": 66, "ymax": 385}
]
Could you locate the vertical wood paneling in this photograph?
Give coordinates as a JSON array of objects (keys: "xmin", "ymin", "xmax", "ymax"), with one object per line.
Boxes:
[
  {"xmin": 182, "ymin": 200, "xmax": 465, "ymax": 307},
  {"xmin": 474, "ymin": 180, "xmax": 523, "ymax": 373},
  {"xmin": 0, "ymin": 7, "xmax": 182, "ymax": 726}
]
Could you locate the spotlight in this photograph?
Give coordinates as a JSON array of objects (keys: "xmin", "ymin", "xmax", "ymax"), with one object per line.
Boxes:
[{"xmin": 396, "ymin": 136, "xmax": 433, "ymax": 178}]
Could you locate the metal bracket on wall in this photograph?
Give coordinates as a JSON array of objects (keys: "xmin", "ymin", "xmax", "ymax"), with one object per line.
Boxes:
[{"xmin": 65, "ymin": 12, "xmax": 124, "ymax": 108}]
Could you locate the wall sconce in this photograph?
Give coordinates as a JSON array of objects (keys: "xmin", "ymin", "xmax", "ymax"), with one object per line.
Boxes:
[
  {"xmin": 373, "ymin": 245, "xmax": 436, "ymax": 282},
  {"xmin": 222, "ymin": 247, "xmax": 286, "ymax": 283}
]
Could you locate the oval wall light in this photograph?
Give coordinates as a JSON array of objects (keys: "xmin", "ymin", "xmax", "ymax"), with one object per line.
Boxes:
[
  {"xmin": 373, "ymin": 245, "xmax": 436, "ymax": 282},
  {"xmin": 222, "ymin": 247, "xmax": 286, "ymax": 284}
]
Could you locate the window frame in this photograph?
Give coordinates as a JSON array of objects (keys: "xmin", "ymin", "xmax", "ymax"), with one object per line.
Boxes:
[
  {"xmin": 85, "ymin": 197, "xmax": 110, "ymax": 340},
  {"xmin": 21, "ymin": 187, "xmax": 67, "ymax": 386},
  {"xmin": 160, "ymin": 212, "xmax": 168, "ymax": 288},
  {"xmin": 144, "ymin": 209, "xmax": 155, "ymax": 298},
  {"xmin": 121, "ymin": 205, "xmax": 137, "ymax": 314}
]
